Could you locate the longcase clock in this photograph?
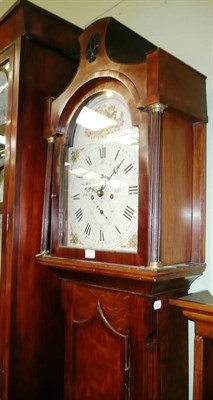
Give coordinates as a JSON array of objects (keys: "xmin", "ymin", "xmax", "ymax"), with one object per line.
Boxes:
[{"xmin": 38, "ymin": 17, "xmax": 208, "ymax": 400}]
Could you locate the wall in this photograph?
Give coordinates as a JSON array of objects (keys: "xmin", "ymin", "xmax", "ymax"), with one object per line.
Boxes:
[{"xmin": 1, "ymin": 0, "xmax": 213, "ymax": 399}]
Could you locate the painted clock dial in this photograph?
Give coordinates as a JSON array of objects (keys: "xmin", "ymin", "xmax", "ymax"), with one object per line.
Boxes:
[{"xmin": 60, "ymin": 91, "xmax": 139, "ymax": 253}]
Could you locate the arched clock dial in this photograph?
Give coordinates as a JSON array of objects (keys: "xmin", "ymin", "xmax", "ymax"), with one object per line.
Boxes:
[
  {"xmin": 60, "ymin": 91, "xmax": 139, "ymax": 253},
  {"xmin": 69, "ymin": 91, "xmax": 134, "ymax": 147}
]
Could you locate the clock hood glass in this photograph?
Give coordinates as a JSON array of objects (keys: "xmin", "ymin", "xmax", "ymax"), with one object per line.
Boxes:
[{"xmin": 59, "ymin": 91, "xmax": 139, "ymax": 254}]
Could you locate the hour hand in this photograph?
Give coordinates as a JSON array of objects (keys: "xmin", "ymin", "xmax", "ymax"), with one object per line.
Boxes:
[{"xmin": 108, "ymin": 159, "xmax": 124, "ymax": 180}]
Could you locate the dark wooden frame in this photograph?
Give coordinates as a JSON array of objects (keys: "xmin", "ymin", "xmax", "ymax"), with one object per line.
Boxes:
[{"xmin": 0, "ymin": 1, "xmax": 82, "ymax": 399}]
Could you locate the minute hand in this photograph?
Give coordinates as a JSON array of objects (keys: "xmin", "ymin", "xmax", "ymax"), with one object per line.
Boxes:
[{"xmin": 107, "ymin": 159, "xmax": 124, "ymax": 180}]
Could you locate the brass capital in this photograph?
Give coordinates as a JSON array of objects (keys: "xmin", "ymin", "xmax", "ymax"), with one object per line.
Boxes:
[
  {"xmin": 47, "ymin": 136, "xmax": 54, "ymax": 143},
  {"xmin": 148, "ymin": 103, "xmax": 167, "ymax": 113}
]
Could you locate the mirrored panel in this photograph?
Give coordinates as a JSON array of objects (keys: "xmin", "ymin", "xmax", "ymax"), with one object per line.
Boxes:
[
  {"xmin": 0, "ymin": 60, "xmax": 9, "ymax": 267},
  {"xmin": 0, "ymin": 61, "xmax": 9, "ymax": 206}
]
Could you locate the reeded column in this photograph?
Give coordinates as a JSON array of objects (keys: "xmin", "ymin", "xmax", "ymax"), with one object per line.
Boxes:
[{"xmin": 147, "ymin": 103, "xmax": 166, "ymax": 268}]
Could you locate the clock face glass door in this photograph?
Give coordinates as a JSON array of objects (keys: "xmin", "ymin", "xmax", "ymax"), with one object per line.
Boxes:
[{"xmin": 59, "ymin": 91, "xmax": 139, "ymax": 254}]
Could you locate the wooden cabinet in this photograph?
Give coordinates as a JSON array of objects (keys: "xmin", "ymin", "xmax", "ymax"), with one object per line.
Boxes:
[
  {"xmin": 0, "ymin": 1, "xmax": 82, "ymax": 399},
  {"xmin": 37, "ymin": 17, "xmax": 208, "ymax": 399},
  {"xmin": 170, "ymin": 291, "xmax": 213, "ymax": 400}
]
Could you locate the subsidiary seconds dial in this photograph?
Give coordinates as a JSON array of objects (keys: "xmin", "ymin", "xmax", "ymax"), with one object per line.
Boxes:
[{"xmin": 67, "ymin": 139, "xmax": 139, "ymax": 252}]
